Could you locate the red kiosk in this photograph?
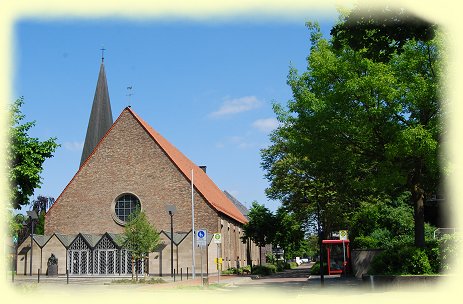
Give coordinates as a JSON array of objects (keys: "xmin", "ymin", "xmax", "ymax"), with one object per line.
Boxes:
[{"xmin": 322, "ymin": 239, "xmax": 350, "ymax": 275}]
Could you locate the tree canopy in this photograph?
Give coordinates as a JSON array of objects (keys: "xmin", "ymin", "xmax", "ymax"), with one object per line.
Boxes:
[
  {"xmin": 262, "ymin": 10, "xmax": 443, "ymax": 248},
  {"xmin": 331, "ymin": 5, "xmax": 436, "ymax": 63},
  {"xmin": 241, "ymin": 201, "xmax": 275, "ymax": 248},
  {"xmin": 8, "ymin": 98, "xmax": 59, "ymax": 209},
  {"xmin": 121, "ymin": 209, "xmax": 161, "ymax": 279}
]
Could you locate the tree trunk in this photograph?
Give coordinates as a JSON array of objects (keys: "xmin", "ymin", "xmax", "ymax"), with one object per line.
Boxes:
[
  {"xmin": 412, "ymin": 184, "xmax": 425, "ymax": 248},
  {"xmin": 259, "ymin": 246, "xmax": 262, "ymax": 266},
  {"xmin": 131, "ymin": 257, "xmax": 135, "ymax": 281},
  {"xmin": 135, "ymin": 258, "xmax": 139, "ymax": 281}
]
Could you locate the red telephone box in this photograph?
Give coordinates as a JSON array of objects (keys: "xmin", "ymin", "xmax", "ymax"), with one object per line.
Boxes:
[{"xmin": 322, "ymin": 239, "xmax": 350, "ymax": 275}]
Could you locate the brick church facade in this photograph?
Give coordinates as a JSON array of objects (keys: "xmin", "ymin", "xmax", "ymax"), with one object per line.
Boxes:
[{"xmin": 16, "ymin": 60, "xmax": 260, "ymax": 276}]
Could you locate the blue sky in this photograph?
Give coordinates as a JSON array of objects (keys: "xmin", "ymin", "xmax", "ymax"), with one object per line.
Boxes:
[{"xmin": 14, "ymin": 14, "xmax": 337, "ymax": 212}]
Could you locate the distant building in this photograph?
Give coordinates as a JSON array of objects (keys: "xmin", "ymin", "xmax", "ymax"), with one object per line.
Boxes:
[{"xmin": 16, "ymin": 60, "xmax": 259, "ymax": 276}]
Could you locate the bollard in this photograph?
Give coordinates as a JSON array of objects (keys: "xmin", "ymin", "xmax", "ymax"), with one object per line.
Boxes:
[
  {"xmin": 66, "ymin": 269, "xmax": 69, "ymax": 284},
  {"xmin": 186, "ymin": 267, "xmax": 189, "ymax": 280},
  {"xmin": 173, "ymin": 269, "xmax": 176, "ymax": 282},
  {"xmin": 38, "ymin": 268, "xmax": 40, "ymax": 283},
  {"xmin": 181, "ymin": 268, "xmax": 183, "ymax": 281}
]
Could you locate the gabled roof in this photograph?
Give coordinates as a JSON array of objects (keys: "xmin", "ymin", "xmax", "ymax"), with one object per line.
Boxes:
[
  {"xmin": 32, "ymin": 235, "xmax": 52, "ymax": 248},
  {"xmin": 47, "ymin": 107, "xmax": 248, "ymax": 225},
  {"xmin": 128, "ymin": 108, "xmax": 248, "ymax": 224},
  {"xmin": 81, "ymin": 233, "xmax": 103, "ymax": 248},
  {"xmin": 80, "ymin": 62, "xmax": 113, "ymax": 166},
  {"xmin": 54, "ymin": 233, "xmax": 78, "ymax": 248},
  {"xmin": 107, "ymin": 233, "xmax": 125, "ymax": 247},
  {"xmin": 162, "ymin": 231, "xmax": 190, "ymax": 246},
  {"xmin": 224, "ymin": 190, "xmax": 249, "ymax": 220}
]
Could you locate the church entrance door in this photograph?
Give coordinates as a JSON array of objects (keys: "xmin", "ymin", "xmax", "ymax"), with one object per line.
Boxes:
[
  {"xmin": 69, "ymin": 250, "xmax": 90, "ymax": 275},
  {"xmin": 96, "ymin": 249, "xmax": 117, "ymax": 275}
]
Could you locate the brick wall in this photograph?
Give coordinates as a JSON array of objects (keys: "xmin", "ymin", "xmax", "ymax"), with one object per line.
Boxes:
[
  {"xmin": 45, "ymin": 110, "xmax": 218, "ymax": 236},
  {"xmin": 41, "ymin": 110, "xmax": 251, "ymax": 275}
]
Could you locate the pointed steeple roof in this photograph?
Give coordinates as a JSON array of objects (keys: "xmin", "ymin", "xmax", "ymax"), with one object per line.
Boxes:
[{"xmin": 80, "ymin": 62, "xmax": 113, "ymax": 166}]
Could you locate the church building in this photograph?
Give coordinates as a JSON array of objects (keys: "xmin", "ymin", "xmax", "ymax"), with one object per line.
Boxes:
[{"xmin": 16, "ymin": 58, "xmax": 260, "ymax": 276}]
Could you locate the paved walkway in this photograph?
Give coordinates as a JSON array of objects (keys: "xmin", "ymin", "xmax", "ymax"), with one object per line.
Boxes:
[
  {"xmin": 8, "ymin": 264, "xmax": 369, "ymax": 294},
  {"xmin": 9, "ymin": 272, "xmax": 252, "ymax": 291}
]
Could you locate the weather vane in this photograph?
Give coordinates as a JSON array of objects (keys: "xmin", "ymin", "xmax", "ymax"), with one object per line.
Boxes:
[
  {"xmin": 126, "ymin": 86, "xmax": 133, "ymax": 107},
  {"xmin": 100, "ymin": 47, "xmax": 106, "ymax": 62}
]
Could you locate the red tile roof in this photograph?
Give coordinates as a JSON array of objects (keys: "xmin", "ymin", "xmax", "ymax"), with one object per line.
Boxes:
[
  {"xmin": 128, "ymin": 107, "xmax": 248, "ymax": 224},
  {"xmin": 47, "ymin": 107, "xmax": 248, "ymax": 225}
]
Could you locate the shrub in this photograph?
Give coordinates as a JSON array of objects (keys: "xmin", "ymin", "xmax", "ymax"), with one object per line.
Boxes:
[
  {"xmin": 287, "ymin": 262, "xmax": 298, "ymax": 269},
  {"xmin": 425, "ymin": 238, "xmax": 441, "ymax": 273},
  {"xmin": 221, "ymin": 267, "xmax": 238, "ymax": 275},
  {"xmin": 239, "ymin": 265, "xmax": 251, "ymax": 274},
  {"xmin": 309, "ymin": 261, "xmax": 328, "ymax": 275},
  {"xmin": 251, "ymin": 264, "xmax": 277, "ymax": 276},
  {"xmin": 369, "ymin": 244, "xmax": 432, "ymax": 275},
  {"xmin": 439, "ymin": 233, "xmax": 461, "ymax": 272},
  {"xmin": 274, "ymin": 260, "xmax": 285, "ymax": 272}
]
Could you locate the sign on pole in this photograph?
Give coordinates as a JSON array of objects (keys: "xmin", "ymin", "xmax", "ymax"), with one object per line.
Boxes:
[
  {"xmin": 213, "ymin": 233, "xmax": 222, "ymax": 244},
  {"xmin": 197, "ymin": 229, "xmax": 207, "ymax": 247},
  {"xmin": 339, "ymin": 230, "xmax": 348, "ymax": 240}
]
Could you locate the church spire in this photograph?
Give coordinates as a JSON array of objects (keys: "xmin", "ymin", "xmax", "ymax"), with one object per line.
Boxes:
[{"xmin": 80, "ymin": 60, "xmax": 113, "ymax": 166}]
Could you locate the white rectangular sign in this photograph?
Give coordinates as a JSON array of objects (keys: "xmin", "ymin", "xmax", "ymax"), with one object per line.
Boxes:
[
  {"xmin": 213, "ymin": 233, "xmax": 222, "ymax": 244},
  {"xmin": 197, "ymin": 228, "xmax": 207, "ymax": 247}
]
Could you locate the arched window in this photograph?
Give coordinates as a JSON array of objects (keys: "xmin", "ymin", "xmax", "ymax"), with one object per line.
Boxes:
[{"xmin": 112, "ymin": 193, "xmax": 141, "ymax": 225}]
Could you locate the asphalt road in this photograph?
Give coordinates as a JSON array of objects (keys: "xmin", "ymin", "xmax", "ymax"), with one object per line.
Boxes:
[{"xmin": 222, "ymin": 263, "xmax": 368, "ymax": 294}]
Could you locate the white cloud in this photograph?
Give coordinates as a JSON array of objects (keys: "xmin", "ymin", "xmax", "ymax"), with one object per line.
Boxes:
[
  {"xmin": 229, "ymin": 135, "xmax": 255, "ymax": 149},
  {"xmin": 63, "ymin": 141, "xmax": 84, "ymax": 152},
  {"xmin": 210, "ymin": 96, "xmax": 262, "ymax": 117},
  {"xmin": 252, "ymin": 118, "xmax": 279, "ymax": 133}
]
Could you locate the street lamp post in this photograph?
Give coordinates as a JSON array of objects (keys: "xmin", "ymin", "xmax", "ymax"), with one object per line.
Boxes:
[
  {"xmin": 165, "ymin": 205, "xmax": 176, "ymax": 278},
  {"xmin": 26, "ymin": 210, "xmax": 38, "ymax": 276},
  {"xmin": 316, "ymin": 200, "xmax": 324, "ymax": 286}
]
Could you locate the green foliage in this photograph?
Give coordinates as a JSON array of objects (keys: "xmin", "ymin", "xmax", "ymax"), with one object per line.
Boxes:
[
  {"xmin": 309, "ymin": 261, "xmax": 328, "ymax": 275},
  {"xmin": 35, "ymin": 212, "xmax": 45, "ymax": 235},
  {"xmin": 293, "ymin": 235, "xmax": 319, "ymax": 260},
  {"xmin": 121, "ymin": 210, "xmax": 161, "ymax": 279},
  {"xmin": 273, "ymin": 207, "xmax": 305, "ymax": 260},
  {"xmin": 287, "ymin": 262, "xmax": 298, "ymax": 269},
  {"xmin": 439, "ymin": 233, "xmax": 461, "ymax": 272},
  {"xmin": 122, "ymin": 210, "xmax": 161, "ymax": 259},
  {"xmin": 222, "ymin": 265, "xmax": 252, "ymax": 275},
  {"xmin": 251, "ymin": 264, "xmax": 277, "ymax": 276},
  {"xmin": 261, "ymin": 12, "xmax": 443, "ymax": 248},
  {"xmin": 241, "ymin": 201, "xmax": 275, "ymax": 248},
  {"xmin": 349, "ymin": 195, "xmax": 415, "ymax": 249},
  {"xmin": 8, "ymin": 98, "xmax": 59, "ymax": 209},
  {"xmin": 8, "ymin": 210, "xmax": 25, "ymax": 239},
  {"xmin": 265, "ymin": 252, "xmax": 276, "ymax": 264},
  {"xmin": 331, "ymin": 5, "xmax": 436, "ymax": 63},
  {"xmin": 369, "ymin": 245, "xmax": 432, "ymax": 275}
]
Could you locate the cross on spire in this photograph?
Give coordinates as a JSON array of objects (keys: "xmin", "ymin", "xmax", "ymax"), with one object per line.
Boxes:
[{"xmin": 100, "ymin": 47, "xmax": 106, "ymax": 62}]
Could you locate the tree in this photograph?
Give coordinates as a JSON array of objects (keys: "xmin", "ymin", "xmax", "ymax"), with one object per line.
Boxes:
[
  {"xmin": 241, "ymin": 202, "xmax": 275, "ymax": 265},
  {"xmin": 8, "ymin": 98, "xmax": 59, "ymax": 209},
  {"xmin": 262, "ymin": 15, "xmax": 442, "ymax": 248},
  {"xmin": 272, "ymin": 207, "xmax": 305, "ymax": 260},
  {"xmin": 121, "ymin": 210, "xmax": 161, "ymax": 280},
  {"xmin": 8, "ymin": 211, "xmax": 26, "ymax": 241},
  {"xmin": 30, "ymin": 195, "xmax": 55, "ymax": 235},
  {"xmin": 331, "ymin": 5, "xmax": 436, "ymax": 63}
]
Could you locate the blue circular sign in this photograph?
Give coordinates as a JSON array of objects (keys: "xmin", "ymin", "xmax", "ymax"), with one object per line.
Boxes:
[{"xmin": 198, "ymin": 230, "xmax": 205, "ymax": 238}]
